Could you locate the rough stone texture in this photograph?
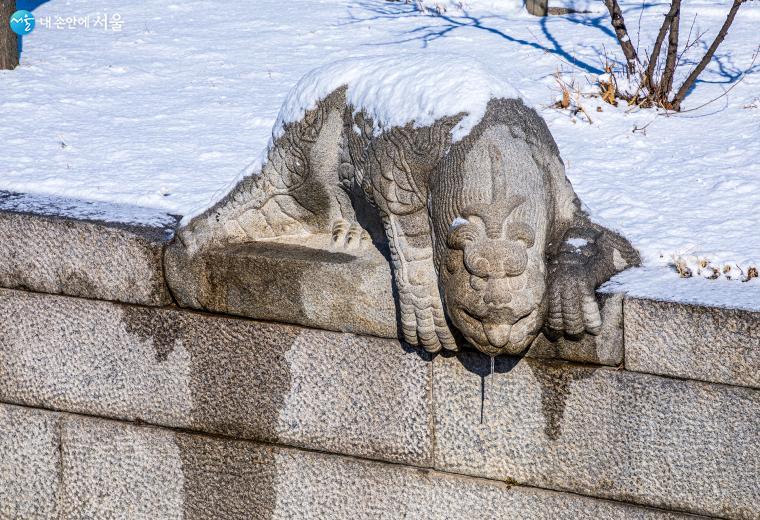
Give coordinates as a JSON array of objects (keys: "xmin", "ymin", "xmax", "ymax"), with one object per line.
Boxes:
[
  {"xmin": 52, "ymin": 409, "xmax": 692, "ymax": 519},
  {"xmin": 166, "ymin": 234, "xmax": 627, "ymax": 364},
  {"xmin": 0, "ymin": 404, "xmax": 62, "ymax": 519},
  {"xmin": 165, "ymin": 235, "xmax": 398, "ymax": 339},
  {"xmin": 0, "ymin": 288, "xmax": 432, "ymax": 466},
  {"xmin": 433, "ymin": 352, "xmax": 760, "ymax": 519},
  {"xmin": 625, "ymin": 297, "xmax": 760, "ymax": 388},
  {"xmin": 526, "ymin": 292, "xmax": 624, "ymax": 366},
  {"xmin": 173, "ymin": 84, "xmax": 640, "ymax": 356},
  {"xmin": 0, "ymin": 191, "xmax": 177, "ymax": 306}
]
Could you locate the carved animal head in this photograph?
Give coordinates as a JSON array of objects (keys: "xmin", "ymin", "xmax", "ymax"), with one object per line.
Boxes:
[{"xmin": 436, "ymin": 143, "xmax": 549, "ymax": 356}]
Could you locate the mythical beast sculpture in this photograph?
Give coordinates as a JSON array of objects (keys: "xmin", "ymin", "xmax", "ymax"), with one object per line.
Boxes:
[{"xmin": 171, "ymin": 85, "xmax": 639, "ymax": 356}]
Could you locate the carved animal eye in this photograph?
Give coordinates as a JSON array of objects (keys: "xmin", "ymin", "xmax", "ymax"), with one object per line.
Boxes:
[
  {"xmin": 506, "ymin": 222, "xmax": 535, "ymax": 247},
  {"xmin": 469, "ymin": 275, "xmax": 486, "ymax": 291},
  {"xmin": 447, "ymin": 224, "xmax": 479, "ymax": 251}
]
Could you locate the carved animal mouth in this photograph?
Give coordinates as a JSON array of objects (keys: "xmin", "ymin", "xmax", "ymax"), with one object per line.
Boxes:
[{"xmin": 459, "ymin": 308, "xmax": 538, "ymax": 355}]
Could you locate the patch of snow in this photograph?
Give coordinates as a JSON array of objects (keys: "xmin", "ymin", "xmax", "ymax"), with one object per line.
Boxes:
[
  {"xmin": 0, "ymin": 191, "xmax": 177, "ymax": 230},
  {"xmin": 412, "ymin": 0, "xmax": 524, "ymax": 16},
  {"xmin": 274, "ymin": 54, "xmax": 521, "ymax": 143},
  {"xmin": 601, "ymin": 267, "xmax": 760, "ymax": 313},
  {"xmin": 451, "ymin": 216, "xmax": 470, "ymax": 229},
  {"xmin": 566, "ymin": 237, "xmax": 588, "ymax": 248}
]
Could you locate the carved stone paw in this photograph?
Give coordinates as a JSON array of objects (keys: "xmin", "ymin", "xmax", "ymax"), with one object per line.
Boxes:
[
  {"xmin": 547, "ymin": 259, "xmax": 602, "ymax": 337},
  {"xmin": 398, "ymin": 262, "xmax": 458, "ymax": 353},
  {"xmin": 330, "ymin": 220, "xmax": 371, "ymax": 251}
]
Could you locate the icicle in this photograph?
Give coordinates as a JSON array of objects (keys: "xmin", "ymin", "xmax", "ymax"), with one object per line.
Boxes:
[
  {"xmin": 480, "ymin": 355, "xmax": 496, "ymax": 425},
  {"xmin": 480, "ymin": 370, "xmax": 486, "ymax": 425}
]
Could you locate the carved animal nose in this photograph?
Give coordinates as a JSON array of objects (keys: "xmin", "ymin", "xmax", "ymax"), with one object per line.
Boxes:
[
  {"xmin": 465, "ymin": 241, "xmax": 528, "ymax": 279},
  {"xmin": 483, "ymin": 277, "xmax": 511, "ymax": 305}
]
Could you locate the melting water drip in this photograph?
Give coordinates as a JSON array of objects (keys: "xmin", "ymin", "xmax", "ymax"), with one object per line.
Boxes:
[{"xmin": 480, "ymin": 355, "xmax": 495, "ymax": 425}]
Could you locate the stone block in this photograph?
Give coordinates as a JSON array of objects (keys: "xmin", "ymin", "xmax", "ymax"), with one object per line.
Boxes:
[
  {"xmin": 625, "ymin": 297, "xmax": 760, "ymax": 388},
  {"xmin": 433, "ymin": 352, "xmax": 759, "ymax": 519},
  {"xmin": 0, "ymin": 190, "xmax": 177, "ymax": 306},
  {"xmin": 0, "ymin": 288, "xmax": 432, "ymax": 466},
  {"xmin": 0, "ymin": 404, "xmax": 62, "ymax": 519},
  {"xmin": 59, "ymin": 412, "xmax": 691, "ymax": 519},
  {"xmin": 526, "ymin": 292, "xmax": 624, "ymax": 366},
  {"xmin": 164, "ymin": 236, "xmax": 399, "ymax": 339}
]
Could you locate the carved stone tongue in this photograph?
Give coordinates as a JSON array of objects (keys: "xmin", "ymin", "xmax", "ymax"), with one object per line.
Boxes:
[{"xmin": 483, "ymin": 322, "xmax": 512, "ymax": 347}]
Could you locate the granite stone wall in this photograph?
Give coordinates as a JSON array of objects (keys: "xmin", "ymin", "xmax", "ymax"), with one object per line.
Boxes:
[{"xmin": 0, "ymin": 193, "xmax": 757, "ymax": 519}]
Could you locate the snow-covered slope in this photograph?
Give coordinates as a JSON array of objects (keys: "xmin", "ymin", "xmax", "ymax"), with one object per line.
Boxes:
[{"xmin": 1, "ymin": 0, "xmax": 758, "ymax": 307}]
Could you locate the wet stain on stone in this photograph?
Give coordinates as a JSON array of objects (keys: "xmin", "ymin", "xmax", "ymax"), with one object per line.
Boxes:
[
  {"xmin": 120, "ymin": 305, "xmax": 183, "ymax": 362},
  {"xmin": 60, "ymin": 268, "xmax": 99, "ymax": 298},
  {"xmin": 526, "ymin": 359, "xmax": 595, "ymax": 441},
  {"xmin": 175, "ymin": 432, "xmax": 278, "ymax": 519},
  {"xmin": 178, "ymin": 317, "xmax": 296, "ymax": 519},
  {"xmin": 187, "ymin": 318, "xmax": 294, "ymax": 442}
]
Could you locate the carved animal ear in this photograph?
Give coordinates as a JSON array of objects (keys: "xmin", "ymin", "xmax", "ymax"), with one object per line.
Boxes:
[
  {"xmin": 447, "ymin": 224, "xmax": 479, "ymax": 251},
  {"xmin": 506, "ymin": 222, "xmax": 536, "ymax": 248}
]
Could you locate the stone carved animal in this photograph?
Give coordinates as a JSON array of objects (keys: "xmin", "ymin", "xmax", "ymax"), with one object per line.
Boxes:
[{"xmin": 175, "ymin": 87, "xmax": 639, "ymax": 356}]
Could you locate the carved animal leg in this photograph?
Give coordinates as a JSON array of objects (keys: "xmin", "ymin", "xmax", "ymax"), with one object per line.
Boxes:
[
  {"xmin": 384, "ymin": 213, "xmax": 457, "ymax": 353},
  {"xmin": 179, "ymin": 88, "xmax": 352, "ymax": 253},
  {"xmin": 547, "ymin": 222, "xmax": 640, "ymax": 337}
]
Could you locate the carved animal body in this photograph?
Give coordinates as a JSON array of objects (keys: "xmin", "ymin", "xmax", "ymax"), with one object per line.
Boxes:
[{"xmin": 177, "ymin": 87, "xmax": 639, "ymax": 356}]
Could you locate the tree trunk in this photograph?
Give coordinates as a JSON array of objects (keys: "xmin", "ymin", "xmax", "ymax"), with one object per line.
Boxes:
[
  {"xmin": 0, "ymin": 0, "xmax": 18, "ymax": 70},
  {"xmin": 526, "ymin": 0, "xmax": 548, "ymax": 17},
  {"xmin": 602, "ymin": 0, "xmax": 639, "ymax": 75}
]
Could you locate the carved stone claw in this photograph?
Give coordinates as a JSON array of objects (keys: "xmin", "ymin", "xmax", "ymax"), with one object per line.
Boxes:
[
  {"xmin": 547, "ymin": 262, "xmax": 602, "ymax": 337},
  {"xmin": 330, "ymin": 220, "xmax": 370, "ymax": 251},
  {"xmin": 398, "ymin": 263, "xmax": 458, "ymax": 353}
]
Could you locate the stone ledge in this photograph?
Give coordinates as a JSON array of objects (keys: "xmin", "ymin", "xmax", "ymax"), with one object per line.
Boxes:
[
  {"xmin": 2, "ymin": 191, "xmax": 758, "ymax": 377},
  {"xmin": 624, "ymin": 297, "xmax": 760, "ymax": 388},
  {"xmin": 0, "ymin": 191, "xmax": 177, "ymax": 306},
  {"xmin": 0, "ymin": 402, "xmax": 698, "ymax": 519},
  {"xmin": 164, "ymin": 236, "xmax": 399, "ymax": 339},
  {"xmin": 0, "ymin": 287, "xmax": 433, "ymax": 466},
  {"xmin": 433, "ymin": 352, "xmax": 760, "ymax": 520}
]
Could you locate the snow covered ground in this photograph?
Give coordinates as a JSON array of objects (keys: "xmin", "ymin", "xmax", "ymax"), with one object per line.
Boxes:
[{"xmin": 1, "ymin": 0, "xmax": 759, "ymax": 308}]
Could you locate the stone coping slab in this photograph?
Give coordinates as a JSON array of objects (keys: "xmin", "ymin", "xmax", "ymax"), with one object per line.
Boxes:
[
  {"xmin": 0, "ymin": 287, "xmax": 433, "ymax": 466},
  {"xmin": 0, "ymin": 402, "xmax": 699, "ymax": 519},
  {"xmin": 0, "ymin": 190, "xmax": 177, "ymax": 306},
  {"xmin": 433, "ymin": 352, "xmax": 760, "ymax": 520},
  {"xmin": 164, "ymin": 236, "xmax": 399, "ymax": 340},
  {"xmin": 624, "ymin": 297, "xmax": 760, "ymax": 388}
]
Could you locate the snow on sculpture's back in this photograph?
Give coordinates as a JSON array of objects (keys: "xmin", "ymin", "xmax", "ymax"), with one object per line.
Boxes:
[{"xmin": 166, "ymin": 56, "xmax": 640, "ymax": 356}]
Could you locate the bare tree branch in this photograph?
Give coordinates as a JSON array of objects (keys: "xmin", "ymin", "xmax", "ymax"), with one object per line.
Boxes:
[
  {"xmin": 671, "ymin": 0, "xmax": 747, "ymax": 110},
  {"xmin": 659, "ymin": 1, "xmax": 681, "ymax": 97},
  {"xmin": 644, "ymin": 0, "xmax": 682, "ymax": 92},
  {"xmin": 602, "ymin": 0, "xmax": 640, "ymax": 74}
]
